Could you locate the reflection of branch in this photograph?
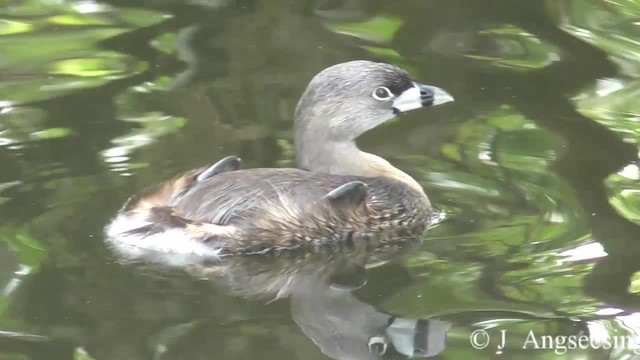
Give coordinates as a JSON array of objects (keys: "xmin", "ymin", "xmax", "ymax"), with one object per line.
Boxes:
[
  {"xmin": 483, "ymin": 0, "xmax": 640, "ymax": 307},
  {"xmin": 0, "ymin": 13, "xmax": 214, "ymax": 224},
  {"xmin": 490, "ymin": 129, "xmax": 531, "ymax": 210},
  {"xmin": 0, "ymin": 331, "xmax": 74, "ymax": 360},
  {"xmin": 406, "ymin": 0, "xmax": 640, "ymax": 307},
  {"xmin": 512, "ymin": 75, "xmax": 640, "ymax": 307}
]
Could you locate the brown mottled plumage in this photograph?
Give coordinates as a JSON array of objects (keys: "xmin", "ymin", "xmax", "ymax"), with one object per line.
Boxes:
[
  {"xmin": 105, "ymin": 61, "xmax": 453, "ymax": 259},
  {"xmin": 179, "ymin": 169, "xmax": 431, "ymax": 254}
]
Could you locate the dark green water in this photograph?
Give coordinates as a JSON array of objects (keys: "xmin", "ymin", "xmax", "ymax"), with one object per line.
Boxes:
[{"xmin": 1, "ymin": 0, "xmax": 640, "ymax": 359}]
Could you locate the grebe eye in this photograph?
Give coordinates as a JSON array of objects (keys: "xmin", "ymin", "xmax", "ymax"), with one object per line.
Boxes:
[{"xmin": 372, "ymin": 86, "xmax": 392, "ymax": 101}]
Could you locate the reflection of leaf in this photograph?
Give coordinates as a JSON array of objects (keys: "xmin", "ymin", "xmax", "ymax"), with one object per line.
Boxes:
[
  {"xmin": 0, "ymin": 19, "xmax": 32, "ymax": 35},
  {"xmin": 607, "ymin": 165, "xmax": 640, "ymax": 225},
  {"xmin": 494, "ymin": 130, "xmax": 558, "ymax": 172},
  {"xmin": 361, "ymin": 46, "xmax": 415, "ymax": 73},
  {"xmin": 0, "ymin": 298, "xmax": 9, "ymax": 315},
  {"xmin": 275, "ymin": 139, "xmax": 294, "ymax": 167},
  {"xmin": 551, "ymin": 0, "xmax": 640, "ymax": 75},
  {"xmin": 151, "ymin": 33, "xmax": 178, "ymax": 55},
  {"xmin": 0, "ymin": 45, "xmax": 146, "ymax": 103},
  {"xmin": 49, "ymin": 14, "xmax": 112, "ymax": 26},
  {"xmin": 398, "ymin": 102, "xmax": 592, "ymax": 317},
  {"xmin": 427, "ymin": 171, "xmax": 502, "ymax": 198},
  {"xmin": 609, "ymin": 189, "xmax": 640, "ymax": 223},
  {"xmin": 102, "ymin": 114, "xmax": 187, "ymax": 173},
  {"xmin": 0, "ymin": 106, "xmax": 47, "ymax": 145},
  {"xmin": 0, "ymin": 227, "xmax": 46, "ymax": 270},
  {"xmin": 326, "ymin": 16, "xmax": 403, "ymax": 43},
  {"xmin": 0, "ymin": 77, "xmax": 114, "ymax": 104},
  {"xmin": 465, "ymin": 25, "xmax": 559, "ymax": 70},
  {"xmin": 629, "ymin": 272, "xmax": 640, "ymax": 294},
  {"xmin": 30, "ymin": 127, "xmax": 75, "ymax": 140},
  {"xmin": 488, "ymin": 109, "xmax": 529, "ymax": 129},
  {"xmin": 0, "ymin": 181, "xmax": 21, "ymax": 193},
  {"xmin": 0, "ymin": 3, "xmax": 160, "ymax": 104},
  {"xmin": 573, "ymin": 79, "xmax": 640, "ymax": 145},
  {"xmin": 74, "ymin": 348, "xmax": 97, "ymax": 360},
  {"xmin": 0, "ymin": 29, "xmax": 125, "ymax": 69},
  {"xmin": 50, "ymin": 55, "xmax": 147, "ymax": 77},
  {"xmin": 116, "ymin": 8, "xmax": 167, "ymax": 27},
  {"xmin": 361, "ymin": 46, "xmax": 404, "ymax": 62}
]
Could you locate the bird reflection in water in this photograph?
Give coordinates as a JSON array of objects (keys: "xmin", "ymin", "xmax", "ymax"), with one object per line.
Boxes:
[
  {"xmin": 111, "ymin": 232, "xmax": 450, "ymax": 359},
  {"xmin": 185, "ymin": 237, "xmax": 451, "ymax": 359}
]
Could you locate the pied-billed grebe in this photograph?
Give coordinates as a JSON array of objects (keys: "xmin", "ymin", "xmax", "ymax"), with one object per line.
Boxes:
[{"xmin": 106, "ymin": 61, "xmax": 453, "ymax": 258}]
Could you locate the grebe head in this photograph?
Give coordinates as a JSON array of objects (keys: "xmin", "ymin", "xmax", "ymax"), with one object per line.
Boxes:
[{"xmin": 294, "ymin": 60, "xmax": 453, "ymax": 172}]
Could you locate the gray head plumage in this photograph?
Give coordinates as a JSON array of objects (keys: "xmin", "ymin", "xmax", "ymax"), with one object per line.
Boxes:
[
  {"xmin": 294, "ymin": 60, "xmax": 453, "ymax": 172},
  {"xmin": 295, "ymin": 61, "xmax": 414, "ymax": 142}
]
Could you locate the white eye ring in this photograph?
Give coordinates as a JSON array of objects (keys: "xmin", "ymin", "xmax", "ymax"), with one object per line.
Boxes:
[
  {"xmin": 372, "ymin": 86, "xmax": 392, "ymax": 101},
  {"xmin": 368, "ymin": 336, "xmax": 388, "ymax": 355}
]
